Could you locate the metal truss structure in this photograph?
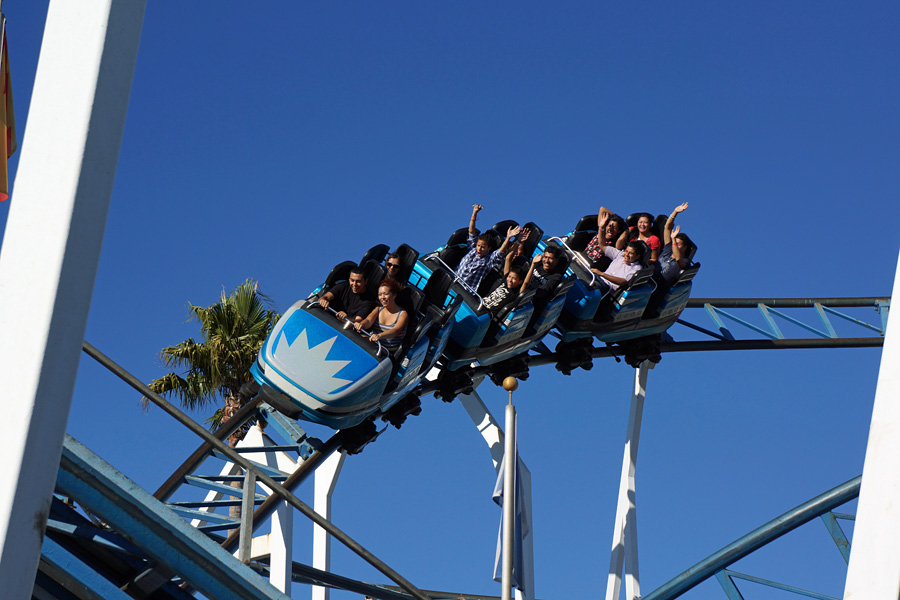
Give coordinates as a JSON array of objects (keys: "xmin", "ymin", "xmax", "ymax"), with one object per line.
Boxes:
[{"xmin": 28, "ymin": 291, "xmax": 888, "ymax": 600}]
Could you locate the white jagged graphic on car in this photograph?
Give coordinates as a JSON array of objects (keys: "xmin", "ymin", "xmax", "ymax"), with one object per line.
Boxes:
[{"xmin": 274, "ymin": 329, "xmax": 352, "ymax": 395}]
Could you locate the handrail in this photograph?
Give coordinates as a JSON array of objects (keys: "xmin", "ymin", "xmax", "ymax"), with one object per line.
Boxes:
[
  {"xmin": 81, "ymin": 341, "xmax": 433, "ymax": 600},
  {"xmin": 424, "ymin": 252, "xmax": 485, "ymax": 310},
  {"xmin": 546, "ymin": 236, "xmax": 597, "ymax": 288}
]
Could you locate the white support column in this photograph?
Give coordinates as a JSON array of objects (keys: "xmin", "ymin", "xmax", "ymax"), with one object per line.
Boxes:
[
  {"xmin": 844, "ymin": 250, "xmax": 900, "ymax": 600},
  {"xmin": 258, "ymin": 427, "xmax": 296, "ymax": 594},
  {"xmin": 459, "ymin": 389, "xmax": 535, "ymax": 600},
  {"xmin": 312, "ymin": 449, "xmax": 346, "ymax": 600},
  {"xmin": 605, "ymin": 361, "xmax": 649, "ymax": 600},
  {"xmin": 0, "ymin": 1, "xmax": 145, "ymax": 595}
]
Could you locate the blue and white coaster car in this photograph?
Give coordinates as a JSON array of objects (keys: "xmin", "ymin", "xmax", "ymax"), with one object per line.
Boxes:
[
  {"xmin": 251, "ymin": 249, "xmax": 459, "ymax": 431},
  {"xmin": 418, "ymin": 221, "xmax": 573, "ymax": 373}
]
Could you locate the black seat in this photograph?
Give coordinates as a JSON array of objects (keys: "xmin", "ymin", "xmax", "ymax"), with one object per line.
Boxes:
[
  {"xmin": 322, "ymin": 260, "xmax": 358, "ymax": 292},
  {"xmin": 394, "ymin": 243, "xmax": 419, "ymax": 283},
  {"xmin": 477, "ymin": 268, "xmax": 503, "ymax": 298},
  {"xmin": 359, "ymin": 244, "xmax": 390, "ymax": 268},
  {"xmin": 573, "ymin": 214, "xmax": 597, "ymax": 233},
  {"xmin": 491, "ymin": 219, "xmax": 519, "ymax": 239},
  {"xmin": 360, "ymin": 260, "xmax": 386, "ymax": 298},
  {"xmin": 520, "ymin": 221, "xmax": 543, "ymax": 258}
]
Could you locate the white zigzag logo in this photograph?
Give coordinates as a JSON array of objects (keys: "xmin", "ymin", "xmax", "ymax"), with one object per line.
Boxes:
[{"xmin": 274, "ymin": 329, "xmax": 352, "ymax": 394}]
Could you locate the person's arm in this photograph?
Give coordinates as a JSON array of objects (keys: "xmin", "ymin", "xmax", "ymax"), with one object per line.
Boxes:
[
  {"xmin": 503, "ymin": 245, "xmax": 517, "ymax": 276},
  {"xmin": 370, "ymin": 311, "xmax": 409, "ymax": 343},
  {"xmin": 468, "ymin": 204, "xmax": 483, "ymax": 236},
  {"xmin": 354, "ymin": 307, "xmax": 379, "ymax": 332},
  {"xmin": 521, "ymin": 255, "xmax": 539, "ymax": 291},
  {"xmin": 590, "ymin": 268, "xmax": 629, "ymax": 288},
  {"xmin": 664, "ymin": 202, "xmax": 688, "ymax": 245},
  {"xmin": 670, "ymin": 225, "xmax": 690, "ymax": 268},
  {"xmin": 615, "ymin": 228, "xmax": 629, "ymax": 250},
  {"xmin": 596, "ymin": 213, "xmax": 611, "ymax": 250},
  {"xmin": 318, "ymin": 291, "xmax": 335, "ymax": 309},
  {"xmin": 496, "ymin": 225, "xmax": 522, "ymax": 256},
  {"xmin": 597, "ymin": 206, "xmax": 614, "ymax": 229},
  {"xmin": 649, "ymin": 237, "xmax": 660, "ymax": 264}
]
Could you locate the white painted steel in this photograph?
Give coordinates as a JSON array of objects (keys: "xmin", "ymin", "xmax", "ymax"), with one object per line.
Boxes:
[
  {"xmin": 0, "ymin": 1, "xmax": 145, "ymax": 595},
  {"xmin": 238, "ymin": 470, "xmax": 257, "ymax": 563},
  {"xmin": 459, "ymin": 389, "xmax": 535, "ymax": 600},
  {"xmin": 605, "ymin": 362, "xmax": 649, "ymax": 600},
  {"xmin": 312, "ymin": 449, "xmax": 346, "ymax": 600},
  {"xmin": 258, "ymin": 427, "xmax": 295, "ymax": 594},
  {"xmin": 501, "ymin": 403, "xmax": 517, "ymax": 600},
  {"xmin": 844, "ymin": 249, "xmax": 900, "ymax": 600}
]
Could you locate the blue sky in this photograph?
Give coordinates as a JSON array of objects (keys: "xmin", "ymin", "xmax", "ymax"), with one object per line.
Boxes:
[{"xmin": 2, "ymin": 2, "xmax": 898, "ymax": 599}]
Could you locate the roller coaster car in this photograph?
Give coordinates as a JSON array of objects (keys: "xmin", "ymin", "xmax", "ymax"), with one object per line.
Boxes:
[
  {"xmin": 547, "ymin": 216, "xmax": 700, "ymax": 344},
  {"xmin": 250, "ymin": 246, "xmax": 459, "ymax": 431},
  {"xmin": 418, "ymin": 221, "xmax": 574, "ymax": 384}
]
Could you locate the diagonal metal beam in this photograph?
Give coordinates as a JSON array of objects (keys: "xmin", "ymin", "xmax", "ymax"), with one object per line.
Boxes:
[{"xmin": 56, "ymin": 434, "xmax": 290, "ymax": 600}]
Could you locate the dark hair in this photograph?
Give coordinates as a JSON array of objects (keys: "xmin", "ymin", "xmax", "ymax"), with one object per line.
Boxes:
[
  {"xmin": 378, "ymin": 278, "xmax": 402, "ymax": 296},
  {"xmin": 385, "ymin": 252, "xmax": 400, "ymax": 262},
  {"xmin": 476, "ymin": 233, "xmax": 493, "ymax": 245},
  {"xmin": 626, "ymin": 241, "xmax": 646, "ymax": 262},
  {"xmin": 508, "ymin": 266, "xmax": 527, "ymax": 280},
  {"xmin": 675, "ymin": 232, "xmax": 695, "ymax": 255},
  {"xmin": 349, "ymin": 267, "xmax": 366, "ymax": 278},
  {"xmin": 542, "ymin": 245, "xmax": 562, "ymax": 258}
]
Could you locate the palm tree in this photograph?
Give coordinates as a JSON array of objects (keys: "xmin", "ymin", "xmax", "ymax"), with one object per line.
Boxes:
[{"xmin": 147, "ymin": 279, "xmax": 280, "ymax": 446}]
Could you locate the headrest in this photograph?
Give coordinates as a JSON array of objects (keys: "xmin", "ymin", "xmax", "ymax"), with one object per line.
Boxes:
[
  {"xmin": 323, "ymin": 260, "xmax": 358, "ymax": 290},
  {"xmin": 397, "ymin": 285, "xmax": 424, "ymax": 314},
  {"xmin": 359, "ymin": 244, "xmax": 390, "ymax": 268},
  {"xmin": 393, "ymin": 243, "xmax": 420, "ymax": 282},
  {"xmin": 574, "ymin": 214, "xmax": 597, "ymax": 232},
  {"xmin": 361, "ymin": 260, "xmax": 385, "ymax": 291},
  {"xmin": 446, "ymin": 227, "xmax": 469, "ymax": 247},
  {"xmin": 422, "ymin": 269, "xmax": 453, "ymax": 308},
  {"xmin": 520, "ymin": 221, "xmax": 543, "ymax": 257}
]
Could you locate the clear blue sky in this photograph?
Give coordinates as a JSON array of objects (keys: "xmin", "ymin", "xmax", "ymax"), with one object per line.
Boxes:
[{"xmin": 2, "ymin": 3, "xmax": 898, "ymax": 599}]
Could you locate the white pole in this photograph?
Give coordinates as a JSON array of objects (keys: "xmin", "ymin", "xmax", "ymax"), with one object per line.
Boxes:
[
  {"xmin": 501, "ymin": 401, "xmax": 517, "ymax": 600},
  {"xmin": 459, "ymin": 387, "xmax": 534, "ymax": 600},
  {"xmin": 844, "ymin": 249, "xmax": 900, "ymax": 600},
  {"xmin": 312, "ymin": 449, "xmax": 346, "ymax": 600},
  {"xmin": 0, "ymin": 2, "xmax": 145, "ymax": 596},
  {"xmin": 605, "ymin": 361, "xmax": 649, "ymax": 600}
]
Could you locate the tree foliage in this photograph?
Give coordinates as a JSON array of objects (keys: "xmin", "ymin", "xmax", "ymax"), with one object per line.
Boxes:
[{"xmin": 146, "ymin": 279, "xmax": 280, "ymax": 429}]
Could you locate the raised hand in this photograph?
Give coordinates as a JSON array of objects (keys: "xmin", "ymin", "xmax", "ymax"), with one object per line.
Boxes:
[
  {"xmin": 673, "ymin": 202, "xmax": 688, "ymax": 214},
  {"xmin": 673, "ymin": 225, "xmax": 681, "ymax": 237},
  {"xmin": 506, "ymin": 225, "xmax": 521, "ymax": 239},
  {"xmin": 472, "ymin": 204, "xmax": 484, "ymax": 215}
]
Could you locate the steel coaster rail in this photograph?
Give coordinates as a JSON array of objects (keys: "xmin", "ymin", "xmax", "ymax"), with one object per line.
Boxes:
[
  {"xmin": 687, "ymin": 297, "xmax": 889, "ymax": 308},
  {"xmin": 81, "ymin": 341, "xmax": 433, "ymax": 600},
  {"xmin": 641, "ymin": 475, "xmax": 860, "ymax": 600}
]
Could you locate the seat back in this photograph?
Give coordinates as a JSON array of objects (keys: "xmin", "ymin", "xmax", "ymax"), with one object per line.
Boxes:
[
  {"xmin": 394, "ymin": 243, "xmax": 420, "ymax": 283},
  {"xmin": 359, "ymin": 244, "xmax": 390, "ymax": 268},
  {"xmin": 520, "ymin": 221, "xmax": 543, "ymax": 258},
  {"xmin": 573, "ymin": 214, "xmax": 597, "ymax": 232},
  {"xmin": 361, "ymin": 260, "xmax": 386, "ymax": 296},
  {"xmin": 323, "ymin": 260, "xmax": 358, "ymax": 291}
]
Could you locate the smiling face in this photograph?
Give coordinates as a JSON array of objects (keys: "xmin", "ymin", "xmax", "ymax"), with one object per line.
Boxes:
[
  {"xmin": 541, "ymin": 250, "xmax": 558, "ymax": 272},
  {"xmin": 506, "ymin": 271, "xmax": 523, "ymax": 289},
  {"xmin": 377, "ymin": 285, "xmax": 395, "ymax": 307},
  {"xmin": 348, "ymin": 272, "xmax": 367, "ymax": 294},
  {"xmin": 622, "ymin": 244, "xmax": 641, "ymax": 265},
  {"xmin": 637, "ymin": 216, "xmax": 651, "ymax": 234},
  {"xmin": 385, "ymin": 259, "xmax": 401, "ymax": 278}
]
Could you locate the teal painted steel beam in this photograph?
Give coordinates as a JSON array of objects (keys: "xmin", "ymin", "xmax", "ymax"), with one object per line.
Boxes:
[
  {"xmin": 40, "ymin": 536, "xmax": 133, "ymax": 600},
  {"xmin": 56, "ymin": 434, "xmax": 291, "ymax": 600},
  {"xmin": 642, "ymin": 476, "xmax": 860, "ymax": 600}
]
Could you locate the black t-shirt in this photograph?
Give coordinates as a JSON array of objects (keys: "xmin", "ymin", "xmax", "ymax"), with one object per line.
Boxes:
[
  {"xmin": 328, "ymin": 282, "xmax": 376, "ymax": 319},
  {"xmin": 530, "ymin": 266, "xmax": 563, "ymax": 304}
]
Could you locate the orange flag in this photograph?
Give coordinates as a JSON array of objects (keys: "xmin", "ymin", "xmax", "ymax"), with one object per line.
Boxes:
[{"xmin": 0, "ymin": 15, "xmax": 17, "ymax": 202}]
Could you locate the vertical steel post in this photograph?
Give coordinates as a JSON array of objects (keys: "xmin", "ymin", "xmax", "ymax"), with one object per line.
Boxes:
[
  {"xmin": 844, "ymin": 249, "xmax": 900, "ymax": 600},
  {"xmin": 238, "ymin": 470, "xmax": 257, "ymax": 563},
  {"xmin": 313, "ymin": 449, "xmax": 346, "ymax": 600},
  {"xmin": 501, "ymin": 401, "xmax": 517, "ymax": 600},
  {"xmin": 0, "ymin": 2, "xmax": 145, "ymax": 595},
  {"xmin": 606, "ymin": 361, "xmax": 649, "ymax": 600}
]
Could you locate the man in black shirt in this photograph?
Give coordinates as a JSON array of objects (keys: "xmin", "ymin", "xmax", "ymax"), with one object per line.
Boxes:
[{"xmin": 318, "ymin": 268, "xmax": 376, "ymax": 323}]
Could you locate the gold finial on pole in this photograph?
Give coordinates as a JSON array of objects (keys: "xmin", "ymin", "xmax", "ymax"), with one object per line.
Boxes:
[{"xmin": 502, "ymin": 376, "xmax": 518, "ymax": 405}]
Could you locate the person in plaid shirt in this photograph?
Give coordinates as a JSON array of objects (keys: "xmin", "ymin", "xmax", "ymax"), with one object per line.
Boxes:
[{"xmin": 457, "ymin": 204, "xmax": 520, "ymax": 292}]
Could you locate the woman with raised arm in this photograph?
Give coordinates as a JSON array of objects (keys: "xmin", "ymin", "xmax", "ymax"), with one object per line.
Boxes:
[
  {"xmin": 657, "ymin": 202, "xmax": 695, "ymax": 284},
  {"xmin": 584, "ymin": 206, "xmax": 628, "ymax": 262}
]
